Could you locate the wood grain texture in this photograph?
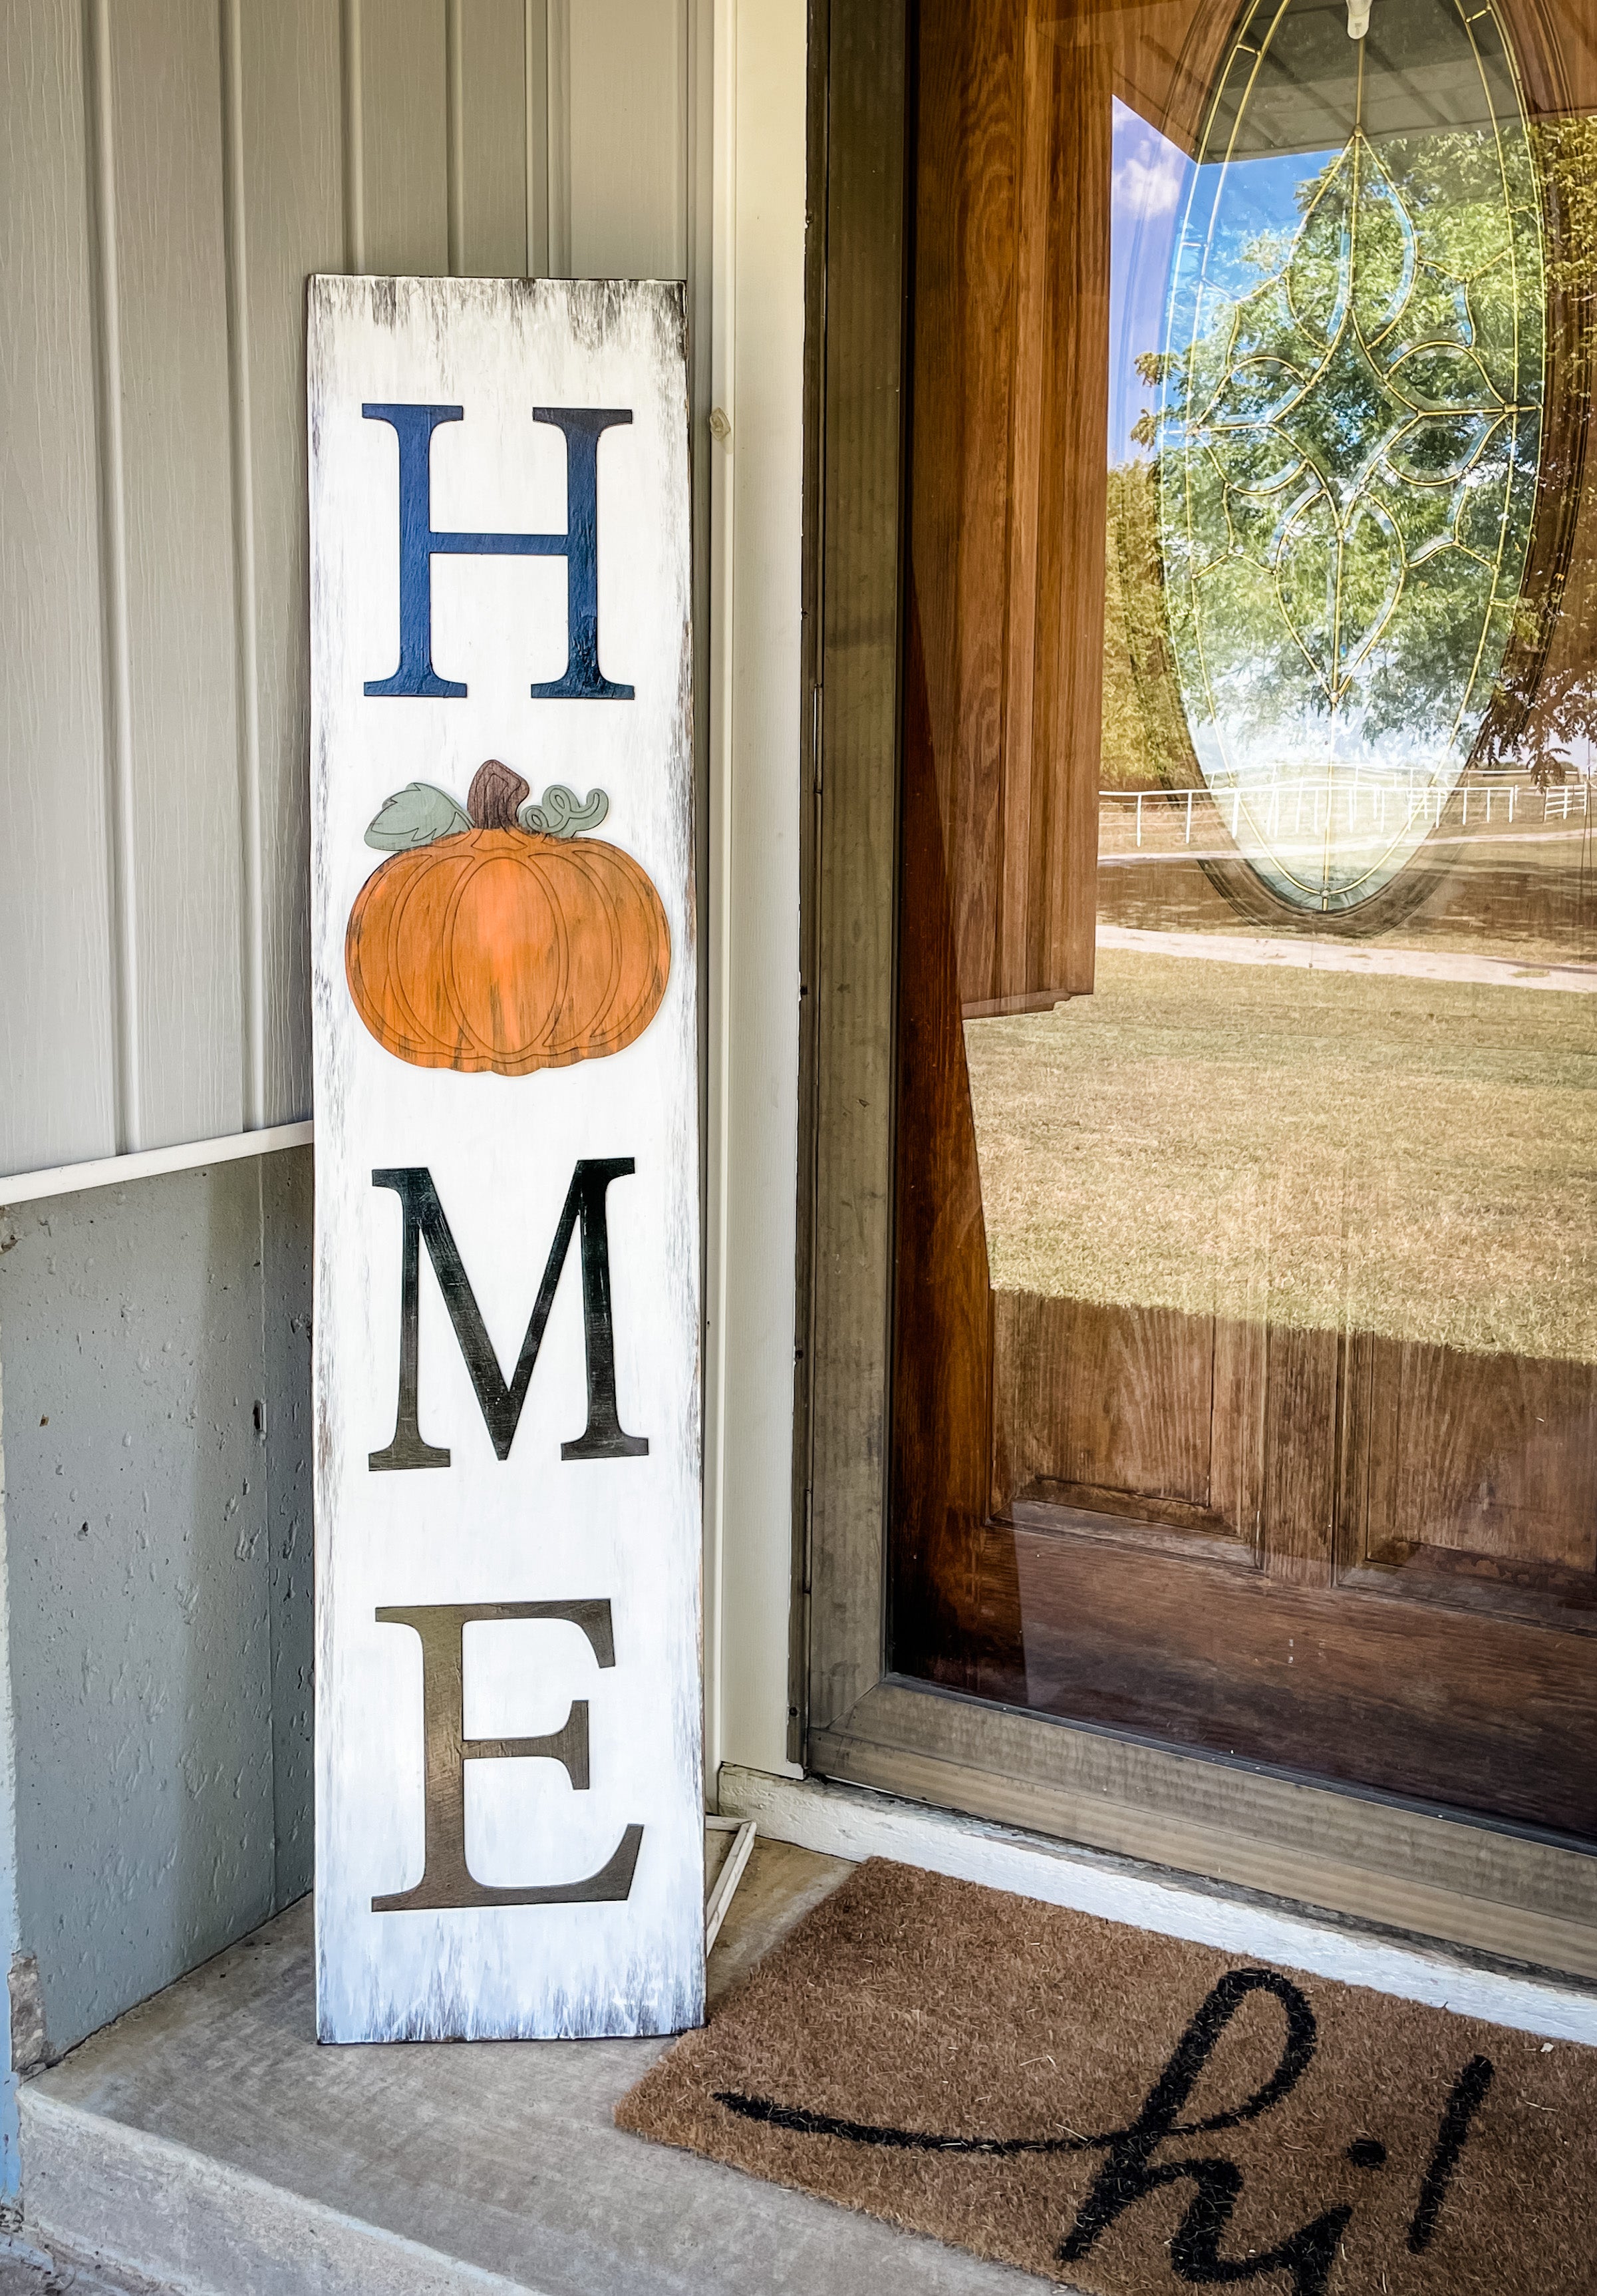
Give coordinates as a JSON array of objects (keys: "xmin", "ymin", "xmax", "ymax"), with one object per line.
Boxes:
[
  {"xmin": 990, "ymin": 1288, "xmax": 1596, "ymax": 1604},
  {"xmin": 1344, "ymin": 1330, "xmax": 1597, "ymax": 1603},
  {"xmin": 805, "ymin": 0, "xmax": 909, "ymax": 1738},
  {"xmin": 909, "ymin": 0, "xmax": 1111, "ymax": 1016},
  {"xmin": 829, "ymin": 0, "xmax": 1597, "ymax": 1887},
  {"xmin": 889, "ymin": 599, "xmax": 1023, "ymax": 1705},
  {"xmin": 309, "ymin": 277, "xmax": 702, "ymax": 2041},
  {"xmin": 908, "ymin": 0, "xmax": 1018, "ymax": 1015},
  {"xmin": 992, "ymin": 1292, "xmax": 1240, "ymax": 1532},
  {"xmin": 1014, "ymin": 1528, "xmax": 1597, "ymax": 1838},
  {"xmin": 808, "ymin": 1682, "xmax": 1597, "ymax": 1977},
  {"xmin": 1008, "ymin": 21, "xmax": 1109, "ymax": 1007}
]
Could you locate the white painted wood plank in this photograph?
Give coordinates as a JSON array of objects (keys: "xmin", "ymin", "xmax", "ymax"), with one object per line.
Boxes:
[
  {"xmin": 703, "ymin": 1816, "xmax": 756, "ymax": 1949},
  {"xmin": 568, "ymin": 0, "xmax": 686, "ymax": 280},
  {"xmin": 107, "ymin": 0, "xmax": 245, "ymax": 1152},
  {"xmin": 0, "ymin": 0, "xmax": 118, "ymax": 1178},
  {"xmin": 237, "ymin": 0, "xmax": 346, "ymax": 1130},
  {"xmin": 359, "ymin": 0, "xmax": 450, "ymax": 276},
  {"xmin": 309, "ymin": 276, "xmax": 702, "ymax": 2040}
]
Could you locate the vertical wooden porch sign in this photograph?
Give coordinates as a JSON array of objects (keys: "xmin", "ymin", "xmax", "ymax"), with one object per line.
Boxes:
[{"xmin": 307, "ymin": 277, "xmax": 702, "ymax": 2042}]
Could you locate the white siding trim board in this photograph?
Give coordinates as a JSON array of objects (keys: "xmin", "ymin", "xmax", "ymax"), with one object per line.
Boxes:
[{"xmin": 0, "ymin": 1121, "xmax": 313, "ymax": 1211}]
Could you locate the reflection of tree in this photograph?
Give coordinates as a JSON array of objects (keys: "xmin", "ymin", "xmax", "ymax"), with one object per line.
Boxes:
[
  {"xmin": 1106, "ymin": 116, "xmax": 1597, "ymax": 820},
  {"xmin": 1477, "ymin": 115, "xmax": 1597, "ymax": 790},
  {"xmin": 1135, "ymin": 124, "xmax": 1543, "ymax": 778},
  {"xmin": 1103, "ymin": 460, "xmax": 1191, "ymax": 790}
]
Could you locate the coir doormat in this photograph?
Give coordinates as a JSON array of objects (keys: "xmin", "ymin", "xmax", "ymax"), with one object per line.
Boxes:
[{"xmin": 617, "ymin": 1860, "xmax": 1596, "ymax": 2294}]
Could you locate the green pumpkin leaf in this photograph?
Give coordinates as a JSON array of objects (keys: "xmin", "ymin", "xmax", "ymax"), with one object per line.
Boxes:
[
  {"xmin": 364, "ymin": 782, "xmax": 472, "ymax": 851},
  {"xmin": 517, "ymin": 784, "xmax": 610, "ymax": 839}
]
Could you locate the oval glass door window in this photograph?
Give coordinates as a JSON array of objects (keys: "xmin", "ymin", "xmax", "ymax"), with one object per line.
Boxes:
[{"xmin": 1154, "ymin": 0, "xmax": 1544, "ymax": 915}]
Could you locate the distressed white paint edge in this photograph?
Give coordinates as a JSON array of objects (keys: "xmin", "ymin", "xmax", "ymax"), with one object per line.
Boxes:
[
  {"xmin": 0, "ymin": 1122, "xmax": 313, "ymax": 1209},
  {"xmin": 719, "ymin": 1767, "xmax": 1597, "ymax": 2045},
  {"xmin": 702, "ymin": 0, "xmax": 807, "ymax": 1790}
]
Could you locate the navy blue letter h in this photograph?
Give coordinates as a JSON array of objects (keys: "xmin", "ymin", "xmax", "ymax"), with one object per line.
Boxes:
[{"xmin": 362, "ymin": 403, "xmax": 633, "ymax": 701}]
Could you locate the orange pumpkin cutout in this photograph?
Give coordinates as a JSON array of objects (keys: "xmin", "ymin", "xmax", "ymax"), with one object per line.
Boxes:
[{"xmin": 345, "ymin": 760, "xmax": 670, "ymax": 1075}]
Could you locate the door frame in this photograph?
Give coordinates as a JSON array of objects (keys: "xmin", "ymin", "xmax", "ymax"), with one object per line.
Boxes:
[{"xmin": 796, "ymin": 0, "xmax": 1597, "ymax": 1982}]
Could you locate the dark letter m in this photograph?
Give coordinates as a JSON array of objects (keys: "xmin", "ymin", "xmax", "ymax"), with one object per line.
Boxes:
[{"xmin": 369, "ymin": 1161, "xmax": 649, "ymax": 1470}]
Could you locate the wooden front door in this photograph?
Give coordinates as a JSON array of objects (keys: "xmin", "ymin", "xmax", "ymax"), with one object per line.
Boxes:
[{"xmin": 889, "ymin": 0, "xmax": 1597, "ymax": 1841}]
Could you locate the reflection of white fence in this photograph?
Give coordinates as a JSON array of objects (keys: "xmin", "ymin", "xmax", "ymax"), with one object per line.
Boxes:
[{"xmin": 1103, "ymin": 776, "xmax": 1587, "ymax": 848}]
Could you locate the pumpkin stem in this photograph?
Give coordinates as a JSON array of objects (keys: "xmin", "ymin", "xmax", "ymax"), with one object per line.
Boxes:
[{"xmin": 468, "ymin": 759, "xmax": 531, "ymax": 830}]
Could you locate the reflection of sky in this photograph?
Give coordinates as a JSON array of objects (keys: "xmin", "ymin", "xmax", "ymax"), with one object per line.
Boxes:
[
  {"xmin": 1166, "ymin": 146, "xmax": 1341, "ymax": 357},
  {"xmin": 1109, "ymin": 98, "xmax": 1338, "ymax": 466},
  {"xmin": 1108, "ymin": 100, "xmax": 1190, "ymax": 464}
]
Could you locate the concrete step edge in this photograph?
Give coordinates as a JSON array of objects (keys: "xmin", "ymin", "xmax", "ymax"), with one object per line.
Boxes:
[{"xmin": 19, "ymin": 2086, "xmax": 548, "ymax": 2296}]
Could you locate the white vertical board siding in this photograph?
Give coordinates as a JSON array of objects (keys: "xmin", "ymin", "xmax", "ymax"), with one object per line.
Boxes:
[
  {"xmin": 309, "ymin": 275, "xmax": 703, "ymax": 2040},
  {"xmin": 235, "ymin": 0, "xmax": 347, "ymax": 1130},
  {"xmin": 567, "ymin": 0, "xmax": 688, "ymax": 281},
  {"xmin": 0, "ymin": 0, "xmax": 118, "ymax": 1174},
  {"xmin": 359, "ymin": 0, "xmax": 450, "ymax": 277},
  {"xmin": 458, "ymin": 0, "xmax": 533, "ymax": 278},
  {"xmin": 2, "ymin": 0, "xmax": 692, "ymax": 1186},
  {"xmin": 109, "ymin": 0, "xmax": 247, "ymax": 1156}
]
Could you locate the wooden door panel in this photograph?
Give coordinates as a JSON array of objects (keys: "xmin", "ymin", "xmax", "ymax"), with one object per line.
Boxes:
[
  {"xmin": 990, "ymin": 1292, "xmax": 1597, "ymax": 1629},
  {"xmin": 1259, "ymin": 1324, "xmax": 1341, "ymax": 1588},
  {"xmin": 1354, "ymin": 1337, "xmax": 1597, "ymax": 1571},
  {"xmin": 912, "ymin": 0, "xmax": 1107, "ymax": 1015},
  {"xmin": 1342, "ymin": 1331, "xmax": 1597, "ymax": 1633},
  {"xmin": 1011, "ymin": 1529, "xmax": 1597, "ymax": 1838},
  {"xmin": 992, "ymin": 1292, "xmax": 1236, "ymax": 1529},
  {"xmin": 893, "ymin": 0, "xmax": 1597, "ymax": 1844}
]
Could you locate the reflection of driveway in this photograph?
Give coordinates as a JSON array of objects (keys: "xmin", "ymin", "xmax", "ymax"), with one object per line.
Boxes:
[{"xmin": 1096, "ymin": 923, "xmax": 1597, "ymax": 996}]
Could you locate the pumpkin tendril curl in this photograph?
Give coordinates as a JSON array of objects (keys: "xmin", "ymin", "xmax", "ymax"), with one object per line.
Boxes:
[
  {"xmin": 363, "ymin": 762, "xmax": 611, "ymax": 852},
  {"xmin": 518, "ymin": 784, "xmax": 610, "ymax": 839}
]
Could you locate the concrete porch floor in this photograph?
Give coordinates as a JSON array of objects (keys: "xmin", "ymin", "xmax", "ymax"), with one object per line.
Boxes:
[{"xmin": 15, "ymin": 1839, "xmax": 1046, "ymax": 2296}]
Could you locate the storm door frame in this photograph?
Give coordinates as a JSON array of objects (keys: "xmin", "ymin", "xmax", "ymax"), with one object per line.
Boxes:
[{"xmin": 795, "ymin": 0, "xmax": 1597, "ymax": 1981}]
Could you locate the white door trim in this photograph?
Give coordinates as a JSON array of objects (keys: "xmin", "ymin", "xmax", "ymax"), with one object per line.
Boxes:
[{"xmin": 718, "ymin": 1762, "xmax": 1597, "ymax": 2045}]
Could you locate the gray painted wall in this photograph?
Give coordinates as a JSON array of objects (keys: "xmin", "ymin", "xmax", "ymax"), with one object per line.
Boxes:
[{"xmin": 0, "ymin": 1148, "xmax": 312, "ymax": 2059}]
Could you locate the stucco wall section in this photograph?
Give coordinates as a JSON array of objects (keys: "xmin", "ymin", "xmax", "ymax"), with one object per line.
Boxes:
[{"xmin": 0, "ymin": 1149, "xmax": 312, "ymax": 2058}]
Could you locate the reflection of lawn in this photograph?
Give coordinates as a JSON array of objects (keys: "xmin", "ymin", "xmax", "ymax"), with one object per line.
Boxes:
[
  {"xmin": 1093, "ymin": 809, "xmax": 1597, "ymax": 971},
  {"xmin": 965, "ymin": 950, "xmax": 1597, "ymax": 1363}
]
